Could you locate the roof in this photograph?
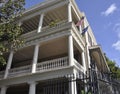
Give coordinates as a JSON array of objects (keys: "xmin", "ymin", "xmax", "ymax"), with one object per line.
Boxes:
[{"xmin": 89, "ymin": 45, "xmax": 110, "ymax": 72}]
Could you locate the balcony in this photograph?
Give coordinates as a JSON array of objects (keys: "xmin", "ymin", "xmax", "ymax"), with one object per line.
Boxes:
[
  {"xmin": 0, "ymin": 56, "xmax": 84, "ymax": 79},
  {"xmin": 8, "ymin": 65, "xmax": 32, "ymax": 77},
  {"xmin": 74, "ymin": 59, "xmax": 84, "ymax": 73},
  {"xmin": 21, "ymin": 20, "xmax": 70, "ymax": 43},
  {"xmin": 21, "ymin": 20, "xmax": 85, "ymax": 47},
  {"xmin": 0, "ymin": 20, "xmax": 85, "ymax": 79},
  {"xmin": 97, "ymin": 71, "xmax": 110, "ymax": 82},
  {"xmin": 36, "ymin": 56, "xmax": 68, "ymax": 72},
  {"xmin": 8, "ymin": 57, "xmax": 69, "ymax": 78}
]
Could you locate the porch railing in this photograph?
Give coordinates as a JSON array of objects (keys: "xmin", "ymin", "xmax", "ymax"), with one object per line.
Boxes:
[
  {"xmin": 7, "ymin": 56, "xmax": 68, "ymax": 78},
  {"xmin": 97, "ymin": 71, "xmax": 110, "ymax": 82},
  {"xmin": 0, "ymin": 57, "xmax": 84, "ymax": 79},
  {"xmin": 0, "ymin": 71, "xmax": 5, "ymax": 79},
  {"xmin": 74, "ymin": 59, "xmax": 84, "ymax": 72},
  {"xmin": 36, "ymin": 56, "xmax": 68, "ymax": 72},
  {"xmin": 42, "ymin": 20, "xmax": 68, "ymax": 32},
  {"xmin": 8, "ymin": 65, "xmax": 32, "ymax": 77},
  {"xmin": 21, "ymin": 20, "xmax": 68, "ymax": 42}
]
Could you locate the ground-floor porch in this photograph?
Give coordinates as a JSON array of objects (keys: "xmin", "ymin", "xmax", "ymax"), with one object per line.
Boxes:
[
  {"xmin": 0, "ymin": 56, "xmax": 84, "ymax": 79},
  {"xmin": 0, "ymin": 35, "xmax": 85, "ymax": 80},
  {"xmin": 0, "ymin": 74, "xmax": 86, "ymax": 94},
  {"xmin": 1, "ymin": 68, "xmax": 118, "ymax": 94}
]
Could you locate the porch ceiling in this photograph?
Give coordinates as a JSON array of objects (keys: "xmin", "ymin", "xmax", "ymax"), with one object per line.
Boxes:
[
  {"xmin": 39, "ymin": 36, "xmax": 68, "ymax": 60},
  {"xmin": 13, "ymin": 46, "xmax": 34, "ymax": 63},
  {"xmin": 12, "ymin": 36, "xmax": 68, "ymax": 63},
  {"xmin": 22, "ymin": 5, "xmax": 67, "ymax": 33}
]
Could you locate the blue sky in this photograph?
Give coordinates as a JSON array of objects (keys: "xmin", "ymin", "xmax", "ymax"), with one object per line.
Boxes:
[
  {"xmin": 25, "ymin": 0, "xmax": 120, "ymax": 66},
  {"xmin": 76, "ymin": 0, "xmax": 120, "ymax": 67}
]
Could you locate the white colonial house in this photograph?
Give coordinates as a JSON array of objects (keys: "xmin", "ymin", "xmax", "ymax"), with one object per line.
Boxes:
[{"xmin": 0, "ymin": 0, "xmax": 111, "ymax": 94}]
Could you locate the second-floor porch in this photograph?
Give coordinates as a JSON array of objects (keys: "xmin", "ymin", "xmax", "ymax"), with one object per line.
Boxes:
[
  {"xmin": 0, "ymin": 56, "xmax": 84, "ymax": 79},
  {"xmin": 0, "ymin": 35, "xmax": 85, "ymax": 80}
]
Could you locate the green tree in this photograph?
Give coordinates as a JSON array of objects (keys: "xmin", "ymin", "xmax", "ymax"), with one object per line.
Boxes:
[
  {"xmin": 105, "ymin": 55, "xmax": 120, "ymax": 79},
  {"xmin": 0, "ymin": 0, "xmax": 25, "ymax": 65}
]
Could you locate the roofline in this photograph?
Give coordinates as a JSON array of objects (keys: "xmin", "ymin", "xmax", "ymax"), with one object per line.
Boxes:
[
  {"xmin": 23, "ymin": 0, "xmax": 64, "ymax": 16},
  {"xmin": 17, "ymin": 0, "xmax": 68, "ymax": 22}
]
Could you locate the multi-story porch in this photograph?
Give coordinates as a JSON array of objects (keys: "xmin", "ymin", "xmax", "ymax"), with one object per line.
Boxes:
[
  {"xmin": 0, "ymin": 0, "xmax": 111, "ymax": 94},
  {"xmin": 0, "ymin": 21, "xmax": 86, "ymax": 79},
  {"xmin": 0, "ymin": 0, "xmax": 88, "ymax": 93},
  {"xmin": 0, "ymin": 0, "xmax": 89, "ymax": 79},
  {"xmin": 0, "ymin": 74, "xmax": 88, "ymax": 94}
]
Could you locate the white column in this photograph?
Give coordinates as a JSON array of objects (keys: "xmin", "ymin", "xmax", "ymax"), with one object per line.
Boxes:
[
  {"xmin": 69, "ymin": 80, "xmax": 74, "ymax": 94},
  {"xmin": 4, "ymin": 51, "xmax": 14, "ymax": 79},
  {"xmin": 79, "ymin": 25, "xmax": 82, "ymax": 33},
  {"xmin": 81, "ymin": 51, "xmax": 87, "ymax": 92},
  {"xmin": 83, "ymin": 18, "xmax": 91, "ymax": 68},
  {"xmin": 69, "ymin": 70, "xmax": 77, "ymax": 94},
  {"xmin": 68, "ymin": 35, "xmax": 74, "ymax": 66},
  {"xmin": 37, "ymin": 13, "xmax": 44, "ymax": 33},
  {"xmin": 85, "ymin": 33, "xmax": 91, "ymax": 68},
  {"xmin": 68, "ymin": 2, "xmax": 72, "ymax": 22},
  {"xmin": 28, "ymin": 82, "xmax": 36, "ymax": 94},
  {"xmin": 31, "ymin": 44, "xmax": 39, "ymax": 73},
  {"xmin": 0, "ymin": 86, "xmax": 7, "ymax": 94},
  {"xmin": 82, "ymin": 51, "xmax": 86, "ymax": 71}
]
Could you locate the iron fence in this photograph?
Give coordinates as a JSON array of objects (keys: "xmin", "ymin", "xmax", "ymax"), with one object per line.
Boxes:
[{"xmin": 36, "ymin": 69, "xmax": 120, "ymax": 94}]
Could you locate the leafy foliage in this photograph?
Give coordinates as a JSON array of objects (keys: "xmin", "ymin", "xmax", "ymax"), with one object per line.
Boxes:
[
  {"xmin": 0, "ymin": 0, "xmax": 25, "ymax": 65},
  {"xmin": 105, "ymin": 55, "xmax": 120, "ymax": 79}
]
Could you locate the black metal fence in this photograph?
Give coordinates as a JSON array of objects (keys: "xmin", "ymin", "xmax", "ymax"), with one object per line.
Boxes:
[{"xmin": 36, "ymin": 69, "xmax": 120, "ymax": 94}]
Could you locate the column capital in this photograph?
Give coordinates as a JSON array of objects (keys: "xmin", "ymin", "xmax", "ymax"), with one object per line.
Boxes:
[
  {"xmin": 34, "ymin": 43, "xmax": 40, "ymax": 48},
  {"xmin": 40, "ymin": 12, "xmax": 44, "ymax": 16},
  {"xmin": 28, "ymin": 81, "xmax": 37, "ymax": 94},
  {"xmin": 27, "ymin": 81, "xmax": 37, "ymax": 85}
]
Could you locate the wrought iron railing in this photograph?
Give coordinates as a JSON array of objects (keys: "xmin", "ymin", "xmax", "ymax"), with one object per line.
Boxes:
[{"xmin": 97, "ymin": 71, "xmax": 110, "ymax": 82}]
